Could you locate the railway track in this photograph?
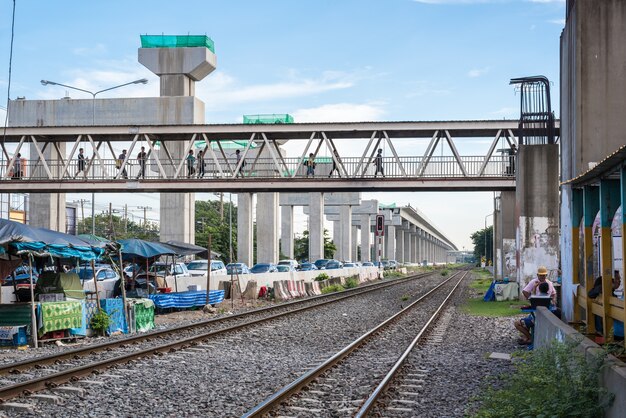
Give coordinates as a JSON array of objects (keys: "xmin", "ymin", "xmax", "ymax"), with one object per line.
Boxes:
[
  {"xmin": 0, "ymin": 270, "xmax": 441, "ymax": 404},
  {"xmin": 243, "ymin": 269, "xmax": 468, "ymax": 417}
]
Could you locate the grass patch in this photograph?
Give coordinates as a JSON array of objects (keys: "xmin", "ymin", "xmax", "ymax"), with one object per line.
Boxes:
[
  {"xmin": 463, "ymin": 298, "xmax": 527, "ymax": 317},
  {"xmin": 321, "ymin": 284, "xmax": 345, "ymax": 294},
  {"xmin": 401, "ymin": 293, "xmax": 410, "ymax": 301},
  {"xmin": 344, "ymin": 276, "xmax": 359, "ymax": 289},
  {"xmin": 384, "ymin": 271, "xmax": 404, "ymax": 279}
]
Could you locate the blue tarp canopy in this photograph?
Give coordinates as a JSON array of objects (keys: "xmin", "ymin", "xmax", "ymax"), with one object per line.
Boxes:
[
  {"xmin": 118, "ymin": 238, "xmax": 177, "ymax": 260},
  {"xmin": 0, "ymin": 218, "xmax": 104, "ymax": 261}
]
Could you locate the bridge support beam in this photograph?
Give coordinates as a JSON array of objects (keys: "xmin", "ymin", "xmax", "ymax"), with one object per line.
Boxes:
[
  {"xmin": 309, "ymin": 193, "xmax": 325, "ymax": 262},
  {"xmin": 257, "ymin": 193, "xmax": 279, "ymax": 264},
  {"xmin": 336, "ymin": 206, "xmax": 352, "ymax": 262},
  {"xmin": 360, "ymin": 214, "xmax": 372, "ymax": 262},
  {"xmin": 494, "ymin": 191, "xmax": 516, "ymax": 280},
  {"xmin": 352, "ymin": 225, "xmax": 359, "ymax": 262},
  {"xmin": 515, "ymin": 144, "xmax": 560, "ymax": 293},
  {"xmin": 281, "ymin": 205, "xmax": 294, "ymax": 259},
  {"xmin": 395, "ymin": 228, "xmax": 404, "ymax": 263},
  {"xmin": 237, "ymin": 193, "xmax": 254, "ymax": 266},
  {"xmin": 385, "ymin": 225, "xmax": 396, "ymax": 261},
  {"xmin": 28, "ymin": 143, "xmax": 66, "ymax": 232}
]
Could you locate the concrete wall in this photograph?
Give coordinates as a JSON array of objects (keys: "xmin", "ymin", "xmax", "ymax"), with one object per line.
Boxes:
[
  {"xmin": 9, "ymin": 97, "xmax": 204, "ymax": 126},
  {"xmin": 535, "ymin": 307, "xmax": 626, "ymax": 417},
  {"xmin": 516, "ymin": 145, "xmax": 560, "ymax": 289}
]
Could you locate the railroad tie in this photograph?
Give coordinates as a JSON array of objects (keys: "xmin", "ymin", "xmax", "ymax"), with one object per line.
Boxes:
[
  {"xmin": 1, "ymin": 402, "xmax": 34, "ymax": 413},
  {"xmin": 29, "ymin": 394, "xmax": 64, "ymax": 405}
]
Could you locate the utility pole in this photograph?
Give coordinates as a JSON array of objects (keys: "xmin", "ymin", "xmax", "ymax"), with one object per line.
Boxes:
[
  {"xmin": 109, "ymin": 202, "xmax": 114, "ymax": 240},
  {"xmin": 138, "ymin": 206, "xmax": 151, "ymax": 232},
  {"xmin": 220, "ymin": 193, "xmax": 224, "ymax": 220},
  {"xmin": 124, "ymin": 204, "xmax": 128, "ymax": 234},
  {"xmin": 73, "ymin": 199, "xmax": 88, "ymax": 234}
]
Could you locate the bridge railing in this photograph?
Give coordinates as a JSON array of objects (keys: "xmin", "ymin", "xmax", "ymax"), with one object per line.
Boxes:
[{"xmin": 0, "ymin": 155, "xmax": 515, "ymax": 180}]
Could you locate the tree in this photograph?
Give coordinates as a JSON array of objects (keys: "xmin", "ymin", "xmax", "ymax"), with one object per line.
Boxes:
[
  {"xmin": 470, "ymin": 225, "xmax": 493, "ymax": 264},
  {"xmin": 77, "ymin": 213, "xmax": 158, "ymax": 241},
  {"xmin": 294, "ymin": 229, "xmax": 337, "ymax": 261},
  {"xmin": 195, "ymin": 200, "xmax": 238, "ymax": 263}
]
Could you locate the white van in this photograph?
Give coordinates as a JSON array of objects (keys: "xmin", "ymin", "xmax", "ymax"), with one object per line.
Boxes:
[{"xmin": 186, "ymin": 259, "xmax": 227, "ymax": 277}]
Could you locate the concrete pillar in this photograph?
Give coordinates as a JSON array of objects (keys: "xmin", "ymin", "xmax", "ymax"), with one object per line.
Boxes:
[
  {"xmin": 160, "ymin": 193, "xmax": 194, "ymax": 243},
  {"xmin": 360, "ymin": 214, "xmax": 372, "ymax": 262},
  {"xmin": 29, "ymin": 143, "xmax": 66, "ymax": 231},
  {"xmin": 237, "ymin": 193, "xmax": 254, "ymax": 266},
  {"xmin": 309, "ymin": 193, "xmax": 324, "ymax": 262},
  {"xmin": 500, "ymin": 191, "xmax": 516, "ymax": 280},
  {"xmin": 333, "ymin": 221, "xmax": 341, "ymax": 257},
  {"xmin": 404, "ymin": 226, "xmax": 413, "ymax": 264},
  {"xmin": 280, "ymin": 205, "xmax": 294, "ymax": 259},
  {"xmin": 336, "ymin": 206, "xmax": 352, "ymax": 261},
  {"xmin": 515, "ymin": 145, "xmax": 560, "ymax": 290},
  {"xmin": 395, "ymin": 228, "xmax": 404, "ymax": 263},
  {"xmin": 385, "ymin": 225, "xmax": 396, "ymax": 260},
  {"xmin": 412, "ymin": 232, "xmax": 419, "ymax": 263},
  {"xmin": 351, "ymin": 225, "xmax": 359, "ymax": 262},
  {"xmin": 494, "ymin": 200, "xmax": 502, "ymax": 279},
  {"xmin": 257, "ymin": 193, "xmax": 279, "ymax": 263}
]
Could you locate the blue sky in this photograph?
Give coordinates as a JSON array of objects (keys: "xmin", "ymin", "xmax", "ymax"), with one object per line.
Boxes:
[{"xmin": 0, "ymin": 0, "xmax": 565, "ymax": 251}]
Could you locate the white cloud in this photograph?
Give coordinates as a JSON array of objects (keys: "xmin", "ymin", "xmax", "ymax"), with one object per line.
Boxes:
[
  {"xmin": 73, "ymin": 43, "xmax": 108, "ymax": 57},
  {"xmin": 291, "ymin": 102, "xmax": 386, "ymax": 123},
  {"xmin": 491, "ymin": 106, "xmax": 518, "ymax": 117},
  {"xmin": 468, "ymin": 67, "xmax": 490, "ymax": 78},
  {"xmin": 548, "ymin": 18, "xmax": 565, "ymax": 25},
  {"xmin": 197, "ymin": 70, "xmax": 355, "ymax": 109}
]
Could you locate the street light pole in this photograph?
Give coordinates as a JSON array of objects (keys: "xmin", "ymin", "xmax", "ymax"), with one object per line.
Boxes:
[{"xmin": 41, "ymin": 78, "xmax": 148, "ymax": 236}]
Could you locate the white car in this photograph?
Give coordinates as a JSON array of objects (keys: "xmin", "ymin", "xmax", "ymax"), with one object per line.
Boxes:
[
  {"xmin": 186, "ymin": 260, "xmax": 227, "ymax": 277},
  {"xmin": 149, "ymin": 262, "xmax": 191, "ymax": 278},
  {"xmin": 278, "ymin": 259, "xmax": 299, "ymax": 270}
]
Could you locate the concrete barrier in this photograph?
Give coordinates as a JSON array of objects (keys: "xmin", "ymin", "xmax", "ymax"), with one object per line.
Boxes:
[
  {"xmin": 272, "ymin": 280, "xmax": 289, "ymax": 301},
  {"xmin": 242, "ymin": 280, "xmax": 257, "ymax": 300},
  {"xmin": 535, "ymin": 307, "xmax": 626, "ymax": 417}
]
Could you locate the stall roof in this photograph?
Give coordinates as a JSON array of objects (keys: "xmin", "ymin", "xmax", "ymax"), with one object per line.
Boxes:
[
  {"xmin": 562, "ymin": 145, "xmax": 626, "ymax": 187},
  {"xmin": 164, "ymin": 240, "xmax": 221, "ymax": 259},
  {"xmin": 118, "ymin": 238, "xmax": 177, "ymax": 260}
]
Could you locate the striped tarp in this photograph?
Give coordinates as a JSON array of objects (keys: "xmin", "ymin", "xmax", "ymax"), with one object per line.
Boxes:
[{"xmin": 149, "ymin": 290, "xmax": 225, "ymax": 309}]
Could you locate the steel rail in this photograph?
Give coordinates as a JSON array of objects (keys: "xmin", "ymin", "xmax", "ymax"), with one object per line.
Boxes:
[
  {"xmin": 0, "ymin": 272, "xmax": 438, "ymax": 402},
  {"xmin": 0, "ymin": 273, "xmax": 429, "ymax": 376},
  {"xmin": 241, "ymin": 269, "xmax": 466, "ymax": 418},
  {"xmin": 355, "ymin": 270, "xmax": 468, "ymax": 417}
]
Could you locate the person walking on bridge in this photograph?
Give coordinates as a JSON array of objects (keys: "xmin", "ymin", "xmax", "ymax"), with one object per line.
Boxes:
[
  {"xmin": 117, "ymin": 149, "xmax": 128, "ymax": 179},
  {"xmin": 305, "ymin": 153, "xmax": 316, "ymax": 177},
  {"xmin": 328, "ymin": 148, "xmax": 342, "ymax": 178},
  {"xmin": 136, "ymin": 146, "xmax": 147, "ymax": 179},
  {"xmin": 374, "ymin": 148, "xmax": 384, "ymax": 177},
  {"xmin": 186, "ymin": 150, "xmax": 196, "ymax": 178},
  {"xmin": 197, "ymin": 150, "xmax": 205, "ymax": 178},
  {"xmin": 74, "ymin": 148, "xmax": 87, "ymax": 179}
]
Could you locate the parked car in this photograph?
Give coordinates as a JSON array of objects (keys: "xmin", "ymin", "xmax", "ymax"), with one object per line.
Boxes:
[
  {"xmin": 149, "ymin": 262, "xmax": 191, "ymax": 278},
  {"xmin": 77, "ymin": 265, "xmax": 120, "ymax": 282},
  {"xmin": 325, "ymin": 260, "xmax": 343, "ymax": 270},
  {"xmin": 381, "ymin": 260, "xmax": 390, "ymax": 270},
  {"xmin": 276, "ymin": 264, "xmax": 296, "ymax": 273},
  {"xmin": 362, "ymin": 262, "xmax": 374, "ymax": 267},
  {"xmin": 387, "ymin": 260, "xmax": 398, "ymax": 270},
  {"xmin": 226, "ymin": 263, "xmax": 250, "ymax": 275},
  {"xmin": 313, "ymin": 259, "xmax": 331, "ymax": 270},
  {"xmin": 297, "ymin": 262, "xmax": 318, "ymax": 271},
  {"xmin": 123, "ymin": 263, "xmax": 141, "ymax": 278},
  {"xmin": 343, "ymin": 262, "xmax": 357, "ymax": 268},
  {"xmin": 2, "ymin": 265, "xmax": 39, "ymax": 286},
  {"xmin": 186, "ymin": 259, "xmax": 227, "ymax": 277},
  {"xmin": 250, "ymin": 263, "xmax": 278, "ymax": 274},
  {"xmin": 278, "ymin": 259, "xmax": 299, "ymax": 270}
]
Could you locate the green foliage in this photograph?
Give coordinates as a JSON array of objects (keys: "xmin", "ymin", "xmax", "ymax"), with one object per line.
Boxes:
[
  {"xmin": 344, "ymin": 276, "xmax": 359, "ymax": 289},
  {"xmin": 77, "ymin": 213, "xmax": 159, "ymax": 241},
  {"xmin": 470, "ymin": 225, "xmax": 493, "ymax": 263},
  {"xmin": 321, "ymin": 284, "xmax": 345, "ymax": 294},
  {"xmin": 314, "ymin": 273, "xmax": 330, "ymax": 282},
  {"xmin": 294, "ymin": 229, "xmax": 336, "ymax": 261},
  {"xmin": 463, "ymin": 298, "xmax": 527, "ymax": 317},
  {"xmin": 440, "ymin": 269, "xmax": 449, "ymax": 276},
  {"xmin": 90, "ymin": 308, "xmax": 111, "ymax": 336},
  {"xmin": 195, "ymin": 199, "xmax": 238, "ymax": 263},
  {"xmin": 384, "ymin": 271, "xmax": 404, "ymax": 279},
  {"xmin": 472, "ymin": 340, "xmax": 613, "ymax": 418},
  {"xmin": 401, "ymin": 293, "xmax": 410, "ymax": 301}
]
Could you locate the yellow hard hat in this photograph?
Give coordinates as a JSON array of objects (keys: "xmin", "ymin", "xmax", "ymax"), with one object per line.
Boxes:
[{"xmin": 537, "ymin": 266, "xmax": 548, "ymax": 276}]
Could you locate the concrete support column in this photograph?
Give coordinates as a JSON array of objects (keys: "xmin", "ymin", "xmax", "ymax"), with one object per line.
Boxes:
[
  {"xmin": 351, "ymin": 225, "xmax": 359, "ymax": 262},
  {"xmin": 385, "ymin": 225, "xmax": 396, "ymax": 260},
  {"xmin": 237, "ymin": 193, "xmax": 254, "ymax": 266},
  {"xmin": 280, "ymin": 205, "xmax": 294, "ymax": 259},
  {"xmin": 404, "ymin": 225, "xmax": 414, "ymax": 263},
  {"xmin": 309, "ymin": 193, "xmax": 324, "ymax": 262},
  {"xmin": 516, "ymin": 145, "xmax": 560, "ymax": 290},
  {"xmin": 360, "ymin": 214, "xmax": 372, "ymax": 262},
  {"xmin": 412, "ymin": 232, "xmax": 419, "ymax": 263},
  {"xmin": 395, "ymin": 228, "xmax": 404, "ymax": 263},
  {"xmin": 494, "ymin": 200, "xmax": 502, "ymax": 279},
  {"xmin": 257, "ymin": 193, "xmax": 279, "ymax": 263},
  {"xmin": 160, "ymin": 193, "xmax": 194, "ymax": 243},
  {"xmin": 29, "ymin": 143, "xmax": 66, "ymax": 231},
  {"xmin": 333, "ymin": 221, "xmax": 341, "ymax": 256},
  {"xmin": 336, "ymin": 206, "xmax": 352, "ymax": 261},
  {"xmin": 499, "ymin": 191, "xmax": 517, "ymax": 280}
]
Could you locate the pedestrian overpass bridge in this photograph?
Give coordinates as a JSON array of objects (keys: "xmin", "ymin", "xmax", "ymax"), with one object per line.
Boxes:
[{"xmin": 0, "ymin": 120, "xmax": 558, "ymax": 193}]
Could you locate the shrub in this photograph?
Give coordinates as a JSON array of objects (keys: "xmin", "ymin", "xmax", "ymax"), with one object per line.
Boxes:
[
  {"xmin": 344, "ymin": 276, "xmax": 359, "ymax": 289},
  {"xmin": 471, "ymin": 340, "xmax": 613, "ymax": 417},
  {"xmin": 90, "ymin": 308, "xmax": 111, "ymax": 336},
  {"xmin": 321, "ymin": 284, "xmax": 345, "ymax": 294},
  {"xmin": 384, "ymin": 271, "xmax": 404, "ymax": 279},
  {"xmin": 401, "ymin": 293, "xmax": 410, "ymax": 301},
  {"xmin": 440, "ymin": 269, "xmax": 448, "ymax": 276},
  {"xmin": 314, "ymin": 273, "xmax": 330, "ymax": 282}
]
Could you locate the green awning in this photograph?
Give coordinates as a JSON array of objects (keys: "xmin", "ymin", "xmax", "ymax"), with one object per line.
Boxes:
[{"xmin": 140, "ymin": 35, "xmax": 215, "ymax": 53}]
